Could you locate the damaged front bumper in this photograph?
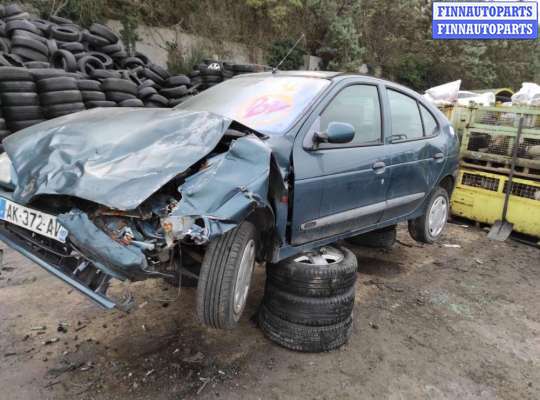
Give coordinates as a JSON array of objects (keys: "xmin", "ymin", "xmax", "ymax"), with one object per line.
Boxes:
[{"xmin": 0, "ymin": 223, "xmax": 117, "ymax": 309}]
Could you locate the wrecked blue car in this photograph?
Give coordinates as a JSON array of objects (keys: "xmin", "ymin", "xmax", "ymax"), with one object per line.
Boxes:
[{"xmin": 0, "ymin": 72, "xmax": 459, "ymax": 329}]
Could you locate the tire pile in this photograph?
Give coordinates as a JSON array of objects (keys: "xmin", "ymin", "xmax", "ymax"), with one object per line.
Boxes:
[
  {"xmin": 0, "ymin": 2, "xmax": 268, "ymax": 143},
  {"xmin": 190, "ymin": 60, "xmax": 270, "ymax": 90},
  {"xmin": 259, "ymin": 246, "xmax": 358, "ymax": 352}
]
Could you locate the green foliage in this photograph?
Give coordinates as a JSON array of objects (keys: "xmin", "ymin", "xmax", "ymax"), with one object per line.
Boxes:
[
  {"xmin": 119, "ymin": 12, "xmax": 139, "ymax": 56},
  {"xmin": 267, "ymin": 39, "xmax": 305, "ymax": 70},
  {"xmin": 27, "ymin": 0, "xmax": 107, "ymax": 26},
  {"xmin": 21, "ymin": 0, "xmax": 539, "ymax": 91},
  {"xmin": 167, "ymin": 45, "xmax": 206, "ymax": 75}
]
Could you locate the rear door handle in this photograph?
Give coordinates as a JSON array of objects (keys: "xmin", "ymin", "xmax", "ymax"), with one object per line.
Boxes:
[
  {"xmin": 433, "ymin": 152, "xmax": 445, "ymax": 161},
  {"xmin": 372, "ymin": 161, "xmax": 386, "ymax": 172}
]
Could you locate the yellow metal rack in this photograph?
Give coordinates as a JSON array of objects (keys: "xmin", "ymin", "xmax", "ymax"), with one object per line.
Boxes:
[{"xmin": 447, "ymin": 105, "xmax": 540, "ymax": 238}]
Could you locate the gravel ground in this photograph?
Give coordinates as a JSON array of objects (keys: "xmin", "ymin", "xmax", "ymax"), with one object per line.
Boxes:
[{"xmin": 0, "ymin": 222, "xmax": 539, "ymax": 400}]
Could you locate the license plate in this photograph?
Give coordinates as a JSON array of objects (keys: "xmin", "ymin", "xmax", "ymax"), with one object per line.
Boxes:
[{"xmin": 0, "ymin": 198, "xmax": 69, "ymax": 243}]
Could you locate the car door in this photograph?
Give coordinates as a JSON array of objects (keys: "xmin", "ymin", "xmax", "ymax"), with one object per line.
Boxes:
[
  {"xmin": 380, "ymin": 88, "xmax": 446, "ymax": 222},
  {"xmin": 291, "ymin": 82, "xmax": 391, "ymax": 245}
]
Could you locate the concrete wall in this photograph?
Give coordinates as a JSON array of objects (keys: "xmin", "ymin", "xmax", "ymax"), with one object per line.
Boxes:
[{"xmin": 107, "ymin": 20, "xmax": 265, "ymax": 68}]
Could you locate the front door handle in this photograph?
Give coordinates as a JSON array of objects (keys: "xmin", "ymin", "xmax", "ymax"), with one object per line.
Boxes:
[
  {"xmin": 372, "ymin": 161, "xmax": 386, "ymax": 172},
  {"xmin": 433, "ymin": 152, "xmax": 445, "ymax": 161}
]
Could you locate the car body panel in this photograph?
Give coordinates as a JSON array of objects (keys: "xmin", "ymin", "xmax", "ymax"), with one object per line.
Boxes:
[{"xmin": 3, "ymin": 108, "xmax": 233, "ymax": 210}]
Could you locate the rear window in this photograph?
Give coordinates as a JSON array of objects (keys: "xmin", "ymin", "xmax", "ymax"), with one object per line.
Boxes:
[{"xmin": 177, "ymin": 76, "xmax": 330, "ymax": 135}]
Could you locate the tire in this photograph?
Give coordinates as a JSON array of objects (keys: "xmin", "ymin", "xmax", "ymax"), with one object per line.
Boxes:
[
  {"xmin": 11, "ymin": 46, "xmax": 49, "ymax": 62},
  {"xmin": 50, "ymin": 26, "xmax": 80, "ymax": 42},
  {"xmin": 89, "ymin": 23, "xmax": 118, "ymax": 44},
  {"xmin": 138, "ymin": 79, "xmax": 159, "ymax": 89},
  {"xmin": 263, "ymin": 283, "xmax": 355, "ymax": 326},
  {"xmin": 10, "ymin": 36, "xmax": 48, "ymax": 55},
  {"xmin": 148, "ymin": 63, "xmax": 170, "ymax": 80},
  {"xmin": 37, "ymin": 76, "xmax": 78, "ymax": 92},
  {"xmin": 121, "ymin": 56, "xmax": 145, "ymax": 69},
  {"xmin": 141, "ymin": 68, "xmax": 165, "ymax": 85},
  {"xmin": 408, "ymin": 186, "xmax": 449, "ymax": 244},
  {"xmin": 0, "ymin": 81, "xmax": 36, "ymax": 92},
  {"xmin": 87, "ymin": 52, "xmax": 113, "ymax": 69},
  {"xmin": 160, "ymin": 85, "xmax": 188, "ymax": 98},
  {"xmin": 82, "ymin": 30, "xmax": 110, "ymax": 48},
  {"xmin": 0, "ymin": 54, "xmax": 25, "ymax": 68},
  {"xmin": 81, "ymin": 90, "xmax": 106, "ymax": 102},
  {"xmin": 30, "ymin": 18, "xmax": 53, "ymax": 33},
  {"xmin": 78, "ymin": 79, "xmax": 101, "ymax": 91},
  {"xmin": 346, "ymin": 225, "xmax": 397, "ymax": 249},
  {"xmin": 58, "ymin": 41, "xmax": 85, "ymax": 53},
  {"xmin": 24, "ymin": 61, "xmax": 50, "ymax": 69},
  {"xmin": 90, "ymin": 69, "xmax": 121, "ymax": 80},
  {"xmin": 7, "ymin": 119, "xmax": 45, "ymax": 132},
  {"xmin": 119, "ymin": 98, "xmax": 144, "ymax": 107},
  {"xmin": 40, "ymin": 90, "xmax": 83, "ymax": 106},
  {"xmin": 166, "ymin": 75, "xmax": 190, "ymax": 87},
  {"xmin": 267, "ymin": 246, "xmax": 357, "ymax": 297},
  {"xmin": 51, "ymin": 50, "xmax": 77, "ymax": 72},
  {"xmin": 137, "ymin": 86, "xmax": 158, "ymax": 99},
  {"xmin": 86, "ymin": 100, "xmax": 116, "ymax": 108},
  {"xmin": 202, "ymin": 75, "xmax": 223, "ymax": 83},
  {"xmin": 3, "ymin": 105, "xmax": 44, "ymax": 121},
  {"xmin": 105, "ymin": 91, "xmax": 136, "ymax": 102},
  {"xmin": 258, "ymin": 305, "xmax": 352, "ymax": 352},
  {"xmin": 1, "ymin": 92, "xmax": 39, "ymax": 106},
  {"xmin": 101, "ymin": 78, "xmax": 137, "ymax": 95},
  {"xmin": 146, "ymin": 93, "xmax": 168, "ymax": 106},
  {"xmin": 196, "ymin": 221, "xmax": 258, "ymax": 329},
  {"xmin": 49, "ymin": 15, "xmax": 73, "ymax": 25},
  {"xmin": 43, "ymin": 102, "xmax": 85, "ymax": 118},
  {"xmin": 77, "ymin": 56, "xmax": 104, "ymax": 74},
  {"xmin": 5, "ymin": 19, "xmax": 41, "ymax": 36},
  {"xmin": 98, "ymin": 43, "xmax": 122, "ymax": 55}
]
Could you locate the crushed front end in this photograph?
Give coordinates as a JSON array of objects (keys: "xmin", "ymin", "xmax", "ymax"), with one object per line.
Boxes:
[{"xmin": 0, "ymin": 109, "xmax": 274, "ymax": 310}]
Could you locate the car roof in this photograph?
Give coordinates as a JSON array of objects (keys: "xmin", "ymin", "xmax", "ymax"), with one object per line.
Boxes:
[{"xmin": 234, "ymin": 70, "xmax": 411, "ymax": 90}]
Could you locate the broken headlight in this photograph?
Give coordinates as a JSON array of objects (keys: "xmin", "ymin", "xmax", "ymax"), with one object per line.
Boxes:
[{"xmin": 0, "ymin": 152, "xmax": 15, "ymax": 188}]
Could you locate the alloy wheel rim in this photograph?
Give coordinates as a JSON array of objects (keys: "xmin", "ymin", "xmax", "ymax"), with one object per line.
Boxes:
[
  {"xmin": 428, "ymin": 196, "xmax": 448, "ymax": 237},
  {"xmin": 233, "ymin": 239, "xmax": 256, "ymax": 315},
  {"xmin": 294, "ymin": 246, "xmax": 344, "ymax": 266}
]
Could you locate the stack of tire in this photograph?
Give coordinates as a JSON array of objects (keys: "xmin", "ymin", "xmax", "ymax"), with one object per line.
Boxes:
[
  {"xmin": 77, "ymin": 79, "xmax": 114, "ymax": 109},
  {"xmin": 37, "ymin": 76, "xmax": 85, "ymax": 119},
  {"xmin": 136, "ymin": 80, "xmax": 168, "ymax": 108},
  {"xmin": 259, "ymin": 245, "xmax": 358, "ymax": 352},
  {"xmin": 159, "ymin": 74, "xmax": 192, "ymax": 106},
  {"xmin": 0, "ymin": 67, "xmax": 45, "ymax": 133},
  {"xmin": 191, "ymin": 60, "xmax": 271, "ymax": 90},
  {"xmin": 101, "ymin": 78, "xmax": 143, "ymax": 107}
]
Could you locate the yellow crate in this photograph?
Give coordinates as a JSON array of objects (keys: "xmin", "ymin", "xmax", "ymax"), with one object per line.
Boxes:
[{"xmin": 451, "ymin": 168, "xmax": 540, "ymax": 238}]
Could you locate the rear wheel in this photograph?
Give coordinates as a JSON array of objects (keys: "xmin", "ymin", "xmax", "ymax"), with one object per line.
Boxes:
[
  {"xmin": 408, "ymin": 187, "xmax": 449, "ymax": 244},
  {"xmin": 196, "ymin": 221, "xmax": 258, "ymax": 329}
]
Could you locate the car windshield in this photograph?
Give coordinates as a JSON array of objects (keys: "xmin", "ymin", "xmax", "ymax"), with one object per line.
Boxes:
[{"xmin": 176, "ymin": 75, "xmax": 330, "ymax": 135}]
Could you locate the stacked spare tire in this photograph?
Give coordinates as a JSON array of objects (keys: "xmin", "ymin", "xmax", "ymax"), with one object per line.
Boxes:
[
  {"xmin": 0, "ymin": 2, "xmax": 269, "ymax": 144},
  {"xmin": 260, "ymin": 246, "xmax": 358, "ymax": 352}
]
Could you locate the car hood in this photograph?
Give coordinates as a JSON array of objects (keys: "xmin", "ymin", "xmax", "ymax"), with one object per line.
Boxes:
[{"xmin": 3, "ymin": 108, "xmax": 233, "ymax": 210}]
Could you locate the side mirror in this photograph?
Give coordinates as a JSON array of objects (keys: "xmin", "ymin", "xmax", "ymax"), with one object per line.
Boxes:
[{"xmin": 313, "ymin": 122, "xmax": 355, "ymax": 148}]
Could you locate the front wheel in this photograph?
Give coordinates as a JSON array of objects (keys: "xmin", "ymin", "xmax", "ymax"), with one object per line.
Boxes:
[
  {"xmin": 408, "ymin": 187, "xmax": 449, "ymax": 244},
  {"xmin": 196, "ymin": 221, "xmax": 258, "ymax": 329}
]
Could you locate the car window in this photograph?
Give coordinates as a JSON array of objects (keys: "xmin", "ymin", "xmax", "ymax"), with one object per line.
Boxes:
[
  {"xmin": 420, "ymin": 104, "xmax": 438, "ymax": 136},
  {"xmin": 387, "ymin": 89, "xmax": 423, "ymax": 140},
  {"xmin": 319, "ymin": 85, "xmax": 381, "ymax": 147}
]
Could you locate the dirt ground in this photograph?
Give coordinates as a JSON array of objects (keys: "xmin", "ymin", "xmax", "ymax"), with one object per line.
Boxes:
[{"xmin": 0, "ymin": 222, "xmax": 539, "ymax": 400}]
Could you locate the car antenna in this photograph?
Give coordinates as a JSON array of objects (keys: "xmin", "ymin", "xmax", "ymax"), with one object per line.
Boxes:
[{"xmin": 272, "ymin": 33, "xmax": 305, "ymax": 74}]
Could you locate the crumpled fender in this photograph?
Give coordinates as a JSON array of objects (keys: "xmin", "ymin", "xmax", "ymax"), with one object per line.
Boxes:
[{"xmin": 162, "ymin": 134, "xmax": 272, "ymax": 244}]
